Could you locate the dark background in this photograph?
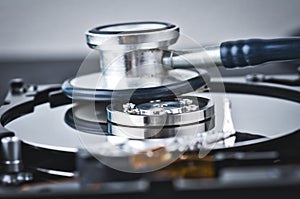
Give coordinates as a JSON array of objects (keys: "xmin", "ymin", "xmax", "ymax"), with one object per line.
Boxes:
[{"xmin": 1, "ymin": 0, "xmax": 300, "ymax": 103}]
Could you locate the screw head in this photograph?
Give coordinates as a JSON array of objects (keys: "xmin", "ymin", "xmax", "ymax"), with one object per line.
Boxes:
[{"xmin": 9, "ymin": 78, "xmax": 24, "ymax": 94}]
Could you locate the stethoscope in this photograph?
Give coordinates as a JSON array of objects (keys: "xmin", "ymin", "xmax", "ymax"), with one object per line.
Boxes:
[
  {"xmin": 86, "ymin": 21, "xmax": 300, "ymax": 69},
  {"xmin": 63, "ymin": 21, "xmax": 300, "ymax": 102}
]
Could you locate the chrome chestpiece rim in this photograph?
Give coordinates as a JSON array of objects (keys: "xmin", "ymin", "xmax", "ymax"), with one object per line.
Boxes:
[
  {"xmin": 86, "ymin": 21, "xmax": 180, "ymax": 50},
  {"xmin": 107, "ymin": 96, "xmax": 214, "ymax": 127}
]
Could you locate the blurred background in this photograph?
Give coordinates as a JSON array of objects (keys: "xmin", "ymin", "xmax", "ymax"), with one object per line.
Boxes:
[{"xmin": 1, "ymin": 0, "xmax": 300, "ymax": 102}]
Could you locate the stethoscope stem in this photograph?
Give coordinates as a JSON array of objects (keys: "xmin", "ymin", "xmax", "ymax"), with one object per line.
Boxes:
[{"xmin": 163, "ymin": 38, "xmax": 300, "ymax": 69}]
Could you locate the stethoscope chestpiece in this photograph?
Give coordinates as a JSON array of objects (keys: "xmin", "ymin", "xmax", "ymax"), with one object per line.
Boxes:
[{"xmin": 63, "ymin": 21, "xmax": 209, "ymax": 102}]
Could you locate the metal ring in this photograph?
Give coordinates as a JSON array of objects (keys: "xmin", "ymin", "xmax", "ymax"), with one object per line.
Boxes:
[
  {"xmin": 106, "ymin": 96, "xmax": 214, "ymax": 127},
  {"xmin": 86, "ymin": 21, "xmax": 179, "ymax": 50},
  {"xmin": 107, "ymin": 118, "xmax": 215, "ymax": 139},
  {"xmin": 62, "ymin": 69, "xmax": 209, "ymax": 102}
]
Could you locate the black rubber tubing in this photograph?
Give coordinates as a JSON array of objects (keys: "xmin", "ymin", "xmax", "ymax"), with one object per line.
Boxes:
[{"xmin": 220, "ymin": 37, "xmax": 300, "ymax": 68}]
